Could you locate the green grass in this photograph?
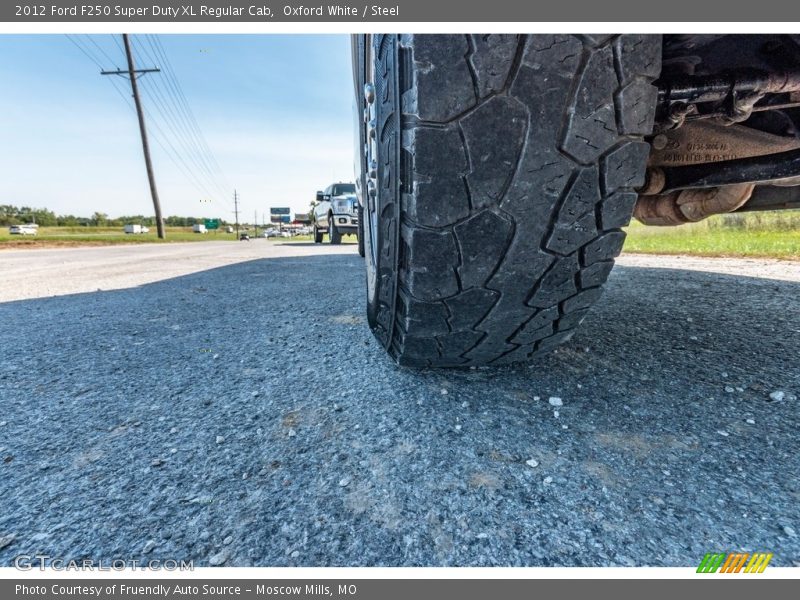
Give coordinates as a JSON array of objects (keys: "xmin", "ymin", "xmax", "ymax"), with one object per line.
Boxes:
[
  {"xmin": 0, "ymin": 226, "xmax": 242, "ymax": 246},
  {"xmin": 623, "ymin": 211, "xmax": 800, "ymax": 260},
  {"xmin": 0, "ymin": 226, "xmax": 359, "ymax": 248}
]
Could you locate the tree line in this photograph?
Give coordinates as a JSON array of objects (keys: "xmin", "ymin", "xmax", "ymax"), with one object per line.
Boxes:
[{"xmin": 0, "ymin": 205, "xmax": 227, "ymax": 228}]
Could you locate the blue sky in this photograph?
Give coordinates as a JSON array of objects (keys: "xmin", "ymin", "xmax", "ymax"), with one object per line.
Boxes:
[{"xmin": 0, "ymin": 34, "xmax": 355, "ymax": 220}]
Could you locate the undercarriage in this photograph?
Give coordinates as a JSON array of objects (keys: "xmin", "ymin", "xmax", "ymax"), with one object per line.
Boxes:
[{"xmin": 638, "ymin": 34, "xmax": 800, "ymax": 225}]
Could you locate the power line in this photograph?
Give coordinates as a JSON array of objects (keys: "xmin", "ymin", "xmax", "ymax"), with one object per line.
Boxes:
[
  {"xmin": 148, "ymin": 35, "xmax": 232, "ymax": 192},
  {"xmin": 130, "ymin": 35, "xmax": 232, "ymax": 207},
  {"xmin": 103, "ymin": 74, "xmax": 219, "ymax": 202},
  {"xmin": 134, "ymin": 68, "xmax": 229, "ymax": 200},
  {"xmin": 65, "ymin": 35, "xmax": 104, "ymax": 70},
  {"xmin": 84, "ymin": 34, "xmax": 122, "ymax": 69},
  {"xmin": 133, "ymin": 36, "xmax": 229, "ymax": 193},
  {"xmin": 102, "ymin": 34, "xmax": 165, "ymax": 238},
  {"xmin": 233, "ymin": 189, "xmax": 240, "ymax": 238},
  {"xmin": 129, "ymin": 37, "xmax": 227, "ymax": 197},
  {"xmin": 150, "ymin": 35, "xmax": 232, "ymax": 191},
  {"xmin": 67, "ymin": 34, "xmax": 225, "ymax": 219},
  {"xmin": 111, "ymin": 34, "xmax": 126, "ymax": 59}
]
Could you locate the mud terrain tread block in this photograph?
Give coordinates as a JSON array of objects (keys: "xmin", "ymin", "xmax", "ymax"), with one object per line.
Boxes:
[
  {"xmin": 580, "ymin": 34, "xmax": 615, "ymax": 46},
  {"xmin": 405, "ymin": 126, "xmax": 470, "ymax": 227},
  {"xmin": 436, "ymin": 330, "xmax": 485, "ymax": 358},
  {"xmin": 600, "ymin": 191, "xmax": 638, "ymax": 229},
  {"xmin": 454, "ymin": 209, "xmax": 514, "ymax": 290},
  {"xmin": 601, "ymin": 141, "xmax": 650, "ymax": 194},
  {"xmin": 512, "ymin": 321, "xmax": 554, "ymax": 346},
  {"xmin": 368, "ymin": 34, "xmax": 659, "ymax": 367},
  {"xmin": 579, "ymin": 260, "xmax": 615, "ymax": 289},
  {"xmin": 581, "ymin": 231, "xmax": 627, "ymax": 266},
  {"xmin": 398, "ymin": 293, "xmax": 451, "ymax": 337},
  {"xmin": 461, "ymin": 95, "xmax": 529, "ymax": 210},
  {"xmin": 562, "ymin": 287, "xmax": 603, "ymax": 313},
  {"xmin": 557, "ymin": 308, "xmax": 590, "ymax": 331},
  {"xmin": 444, "ymin": 288, "xmax": 500, "ymax": 332},
  {"xmin": 400, "ymin": 226, "xmax": 460, "ymax": 302},
  {"xmin": 545, "ymin": 167, "xmax": 601, "ymax": 255},
  {"xmin": 526, "ymin": 255, "xmax": 580, "ymax": 308},
  {"xmin": 468, "ymin": 34, "xmax": 520, "ymax": 98},
  {"xmin": 614, "ymin": 35, "xmax": 662, "ymax": 81},
  {"xmin": 560, "ymin": 45, "xmax": 619, "ymax": 164},
  {"xmin": 616, "ymin": 80, "xmax": 659, "ymax": 135},
  {"xmin": 412, "ymin": 35, "xmax": 477, "ymax": 122}
]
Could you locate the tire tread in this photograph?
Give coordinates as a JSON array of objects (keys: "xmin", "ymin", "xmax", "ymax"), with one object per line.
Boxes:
[{"xmin": 370, "ymin": 34, "xmax": 661, "ymax": 366}]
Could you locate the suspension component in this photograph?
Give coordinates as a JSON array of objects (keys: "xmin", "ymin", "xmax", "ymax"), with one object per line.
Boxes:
[
  {"xmin": 651, "ymin": 147, "xmax": 800, "ymax": 194},
  {"xmin": 658, "ymin": 68, "xmax": 800, "ymax": 105},
  {"xmin": 634, "ymin": 184, "xmax": 754, "ymax": 226},
  {"xmin": 656, "ymin": 67, "xmax": 800, "ymax": 130}
]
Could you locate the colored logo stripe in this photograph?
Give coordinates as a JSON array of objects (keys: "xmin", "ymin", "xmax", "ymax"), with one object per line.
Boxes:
[
  {"xmin": 720, "ymin": 553, "xmax": 749, "ymax": 573},
  {"xmin": 697, "ymin": 552, "xmax": 773, "ymax": 573},
  {"xmin": 697, "ymin": 553, "xmax": 726, "ymax": 573},
  {"xmin": 744, "ymin": 553, "xmax": 773, "ymax": 573}
]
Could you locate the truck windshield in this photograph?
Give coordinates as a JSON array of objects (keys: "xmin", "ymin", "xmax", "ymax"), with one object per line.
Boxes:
[{"xmin": 332, "ymin": 184, "xmax": 355, "ymax": 196}]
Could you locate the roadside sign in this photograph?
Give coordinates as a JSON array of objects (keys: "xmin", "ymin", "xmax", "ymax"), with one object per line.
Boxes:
[
  {"xmin": 204, "ymin": 219, "xmax": 220, "ymax": 230},
  {"xmin": 270, "ymin": 215, "xmax": 291, "ymax": 223},
  {"xmin": 270, "ymin": 207, "xmax": 291, "ymax": 215}
]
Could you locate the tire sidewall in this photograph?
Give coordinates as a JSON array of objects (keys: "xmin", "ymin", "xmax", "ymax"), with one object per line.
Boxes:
[
  {"xmin": 362, "ymin": 34, "xmax": 401, "ymax": 348},
  {"xmin": 357, "ymin": 204, "xmax": 365, "ymax": 257}
]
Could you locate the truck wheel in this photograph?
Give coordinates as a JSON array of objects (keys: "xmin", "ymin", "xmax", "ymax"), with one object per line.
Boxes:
[
  {"xmin": 357, "ymin": 204, "xmax": 365, "ymax": 257},
  {"xmin": 313, "ymin": 224, "xmax": 323, "ymax": 244},
  {"xmin": 329, "ymin": 215, "xmax": 342, "ymax": 245},
  {"xmin": 360, "ymin": 34, "xmax": 660, "ymax": 367}
]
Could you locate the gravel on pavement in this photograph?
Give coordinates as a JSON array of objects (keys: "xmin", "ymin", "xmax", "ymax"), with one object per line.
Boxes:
[{"xmin": 0, "ymin": 242, "xmax": 798, "ymax": 567}]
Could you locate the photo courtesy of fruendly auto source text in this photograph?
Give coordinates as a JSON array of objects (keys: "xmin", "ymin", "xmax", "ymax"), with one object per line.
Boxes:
[{"xmin": 0, "ymin": 1, "xmax": 798, "ymax": 598}]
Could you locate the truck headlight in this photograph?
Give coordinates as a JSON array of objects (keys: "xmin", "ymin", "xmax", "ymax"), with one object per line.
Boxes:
[{"xmin": 332, "ymin": 199, "xmax": 352, "ymax": 214}]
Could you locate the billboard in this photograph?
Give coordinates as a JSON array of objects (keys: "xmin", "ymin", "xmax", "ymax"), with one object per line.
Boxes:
[{"xmin": 270, "ymin": 207, "xmax": 291, "ymax": 215}]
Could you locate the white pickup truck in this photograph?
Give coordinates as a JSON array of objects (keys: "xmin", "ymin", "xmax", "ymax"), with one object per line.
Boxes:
[{"xmin": 311, "ymin": 182, "xmax": 360, "ymax": 246}]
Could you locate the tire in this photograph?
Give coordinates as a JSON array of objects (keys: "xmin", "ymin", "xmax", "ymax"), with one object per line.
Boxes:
[
  {"xmin": 329, "ymin": 214, "xmax": 342, "ymax": 245},
  {"xmin": 360, "ymin": 34, "xmax": 660, "ymax": 367},
  {"xmin": 313, "ymin": 224, "xmax": 323, "ymax": 244},
  {"xmin": 357, "ymin": 204, "xmax": 365, "ymax": 257}
]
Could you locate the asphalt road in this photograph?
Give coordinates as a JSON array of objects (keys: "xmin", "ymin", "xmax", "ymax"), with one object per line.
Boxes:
[{"xmin": 0, "ymin": 241, "xmax": 798, "ymax": 567}]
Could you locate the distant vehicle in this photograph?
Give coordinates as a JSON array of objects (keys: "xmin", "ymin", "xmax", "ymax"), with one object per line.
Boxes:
[
  {"xmin": 312, "ymin": 182, "xmax": 359, "ymax": 246},
  {"xmin": 193, "ymin": 224, "xmax": 207, "ymax": 234},
  {"xmin": 225, "ymin": 226, "xmax": 234, "ymax": 233},
  {"xmin": 123, "ymin": 224, "xmax": 148, "ymax": 234},
  {"xmin": 239, "ymin": 232, "xmax": 250, "ymax": 241},
  {"xmin": 8, "ymin": 224, "xmax": 38, "ymax": 235},
  {"xmin": 264, "ymin": 229, "xmax": 290, "ymax": 238}
]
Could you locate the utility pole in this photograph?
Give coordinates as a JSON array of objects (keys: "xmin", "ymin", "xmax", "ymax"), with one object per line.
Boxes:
[
  {"xmin": 102, "ymin": 35, "xmax": 165, "ymax": 239},
  {"xmin": 254, "ymin": 210, "xmax": 258, "ymax": 238},
  {"xmin": 233, "ymin": 189, "xmax": 240, "ymax": 238}
]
